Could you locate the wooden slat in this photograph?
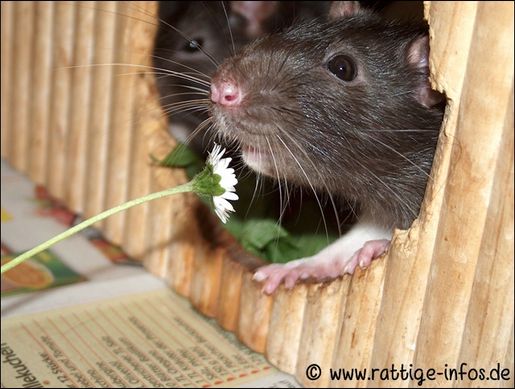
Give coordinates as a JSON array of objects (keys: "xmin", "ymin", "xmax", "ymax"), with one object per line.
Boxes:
[
  {"xmin": 121, "ymin": 1, "xmax": 180, "ymax": 264},
  {"xmin": 1, "ymin": 1, "xmax": 14, "ymax": 159},
  {"xmin": 190, "ymin": 247, "xmax": 224, "ymax": 317},
  {"xmin": 425, "ymin": 1, "xmax": 479, "ymax": 98},
  {"xmin": 216, "ymin": 256, "xmax": 244, "ymax": 331},
  {"xmin": 28, "ymin": 1, "xmax": 54, "ymax": 185},
  {"xmin": 237, "ymin": 274, "xmax": 272, "ymax": 353},
  {"xmin": 266, "ymin": 285, "xmax": 307, "ymax": 374},
  {"xmin": 11, "ymin": 1, "xmax": 35, "ymax": 172},
  {"xmin": 293, "ymin": 279, "xmax": 347, "ymax": 388},
  {"xmin": 83, "ymin": 0, "xmax": 116, "ymax": 220},
  {"xmin": 167, "ymin": 239, "xmax": 195, "ymax": 297},
  {"xmin": 458, "ymin": 88, "xmax": 514, "ymax": 388},
  {"xmin": 102, "ymin": 1, "xmax": 136, "ymax": 241},
  {"xmin": 122, "ymin": 98, "xmax": 151, "ymax": 259},
  {"xmin": 47, "ymin": 1, "xmax": 75, "ymax": 197},
  {"xmin": 144, "ymin": 170, "xmax": 175, "ymax": 278},
  {"xmin": 414, "ymin": 3, "xmax": 514, "ymax": 385},
  {"xmin": 329, "ymin": 264, "xmax": 386, "ymax": 389},
  {"xmin": 64, "ymin": 1, "xmax": 95, "ymax": 210}
]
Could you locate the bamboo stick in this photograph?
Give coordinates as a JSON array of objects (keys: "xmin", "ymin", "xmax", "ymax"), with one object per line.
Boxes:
[
  {"xmin": 265, "ymin": 285, "xmax": 307, "ymax": 375},
  {"xmin": 47, "ymin": 1, "xmax": 74, "ymax": 197},
  {"xmin": 65, "ymin": 1, "xmax": 95, "ymax": 211},
  {"xmin": 216, "ymin": 256, "xmax": 245, "ymax": 331},
  {"xmin": 11, "ymin": 1, "xmax": 35, "ymax": 172},
  {"xmin": 190, "ymin": 247, "xmax": 224, "ymax": 317},
  {"xmin": 237, "ymin": 273, "xmax": 273, "ymax": 353},
  {"xmin": 327, "ymin": 264, "xmax": 385, "ymax": 389},
  {"xmin": 1, "ymin": 1, "xmax": 14, "ymax": 159},
  {"xmin": 83, "ymin": 0, "xmax": 116, "ymax": 220},
  {"xmin": 167, "ymin": 239, "xmax": 195, "ymax": 298},
  {"xmin": 457, "ymin": 90, "xmax": 514, "ymax": 388},
  {"xmin": 28, "ymin": 1, "xmax": 54, "ymax": 185},
  {"xmin": 103, "ymin": 1, "xmax": 136, "ymax": 242}
]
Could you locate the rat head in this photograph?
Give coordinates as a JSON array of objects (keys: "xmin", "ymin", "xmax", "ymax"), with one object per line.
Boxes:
[
  {"xmin": 154, "ymin": 1, "xmax": 331, "ymax": 153},
  {"xmin": 210, "ymin": 1, "xmax": 445, "ymax": 228},
  {"xmin": 154, "ymin": 2, "xmax": 274, "ymax": 130}
]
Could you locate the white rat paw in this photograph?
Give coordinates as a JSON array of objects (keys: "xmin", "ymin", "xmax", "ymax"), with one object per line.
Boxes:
[
  {"xmin": 253, "ymin": 239, "xmax": 390, "ymax": 295},
  {"xmin": 342, "ymin": 238, "xmax": 391, "ymax": 274}
]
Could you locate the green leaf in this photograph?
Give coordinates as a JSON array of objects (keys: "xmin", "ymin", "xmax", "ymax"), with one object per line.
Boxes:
[
  {"xmin": 157, "ymin": 143, "xmax": 204, "ymax": 179},
  {"xmin": 223, "ymin": 216, "xmax": 339, "ymax": 264},
  {"xmin": 264, "ymin": 238, "xmax": 299, "ymax": 263},
  {"xmin": 293, "ymin": 234, "xmax": 335, "ymax": 257},
  {"xmin": 240, "ymin": 219, "xmax": 289, "ymax": 250},
  {"xmin": 160, "ymin": 143, "xmax": 201, "ymax": 167}
]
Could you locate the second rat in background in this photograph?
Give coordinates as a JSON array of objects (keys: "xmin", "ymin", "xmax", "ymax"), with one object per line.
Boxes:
[
  {"xmin": 209, "ymin": 1, "xmax": 445, "ymax": 293},
  {"xmin": 153, "ymin": 1, "xmax": 331, "ymax": 156}
]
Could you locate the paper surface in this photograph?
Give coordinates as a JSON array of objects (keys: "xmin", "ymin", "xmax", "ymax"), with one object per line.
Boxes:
[
  {"xmin": 1, "ymin": 286, "xmax": 300, "ymax": 388},
  {"xmin": 1, "ymin": 250, "xmax": 86, "ymax": 297}
]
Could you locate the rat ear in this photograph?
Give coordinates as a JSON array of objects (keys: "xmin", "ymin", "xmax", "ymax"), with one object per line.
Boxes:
[
  {"xmin": 229, "ymin": 1, "xmax": 279, "ymax": 38},
  {"xmin": 407, "ymin": 35, "xmax": 444, "ymax": 108},
  {"xmin": 328, "ymin": 1, "xmax": 361, "ymax": 20}
]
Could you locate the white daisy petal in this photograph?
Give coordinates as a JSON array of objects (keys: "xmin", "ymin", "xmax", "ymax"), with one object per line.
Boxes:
[
  {"xmin": 220, "ymin": 175, "xmax": 237, "ymax": 189},
  {"xmin": 221, "ymin": 191, "xmax": 238, "ymax": 201},
  {"xmin": 207, "ymin": 144, "xmax": 238, "ymax": 223}
]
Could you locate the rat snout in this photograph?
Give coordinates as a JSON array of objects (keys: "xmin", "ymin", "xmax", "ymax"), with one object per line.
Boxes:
[{"xmin": 210, "ymin": 80, "xmax": 242, "ymax": 107}]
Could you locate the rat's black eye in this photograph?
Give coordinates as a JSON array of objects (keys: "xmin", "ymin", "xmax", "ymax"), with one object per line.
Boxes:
[
  {"xmin": 182, "ymin": 39, "xmax": 203, "ymax": 53},
  {"xmin": 327, "ymin": 55, "xmax": 356, "ymax": 82}
]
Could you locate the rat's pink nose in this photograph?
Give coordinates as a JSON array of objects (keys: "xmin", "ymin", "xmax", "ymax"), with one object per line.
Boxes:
[{"xmin": 210, "ymin": 81, "xmax": 242, "ymax": 106}]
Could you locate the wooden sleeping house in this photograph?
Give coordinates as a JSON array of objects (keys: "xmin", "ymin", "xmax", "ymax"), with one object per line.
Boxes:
[{"xmin": 1, "ymin": 1, "xmax": 513, "ymax": 387}]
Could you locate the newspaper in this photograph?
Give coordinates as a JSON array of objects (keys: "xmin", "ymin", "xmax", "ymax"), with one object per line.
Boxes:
[{"xmin": 1, "ymin": 275, "xmax": 300, "ymax": 388}]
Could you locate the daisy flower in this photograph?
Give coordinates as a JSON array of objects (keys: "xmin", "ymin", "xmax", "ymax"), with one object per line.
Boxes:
[{"xmin": 200, "ymin": 144, "xmax": 239, "ymax": 223}]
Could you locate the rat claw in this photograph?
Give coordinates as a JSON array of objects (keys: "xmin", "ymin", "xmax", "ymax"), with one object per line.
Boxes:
[
  {"xmin": 343, "ymin": 254, "xmax": 359, "ymax": 274},
  {"xmin": 284, "ymin": 270, "xmax": 300, "ymax": 289},
  {"xmin": 253, "ymin": 271, "xmax": 268, "ymax": 282},
  {"xmin": 262, "ymin": 269, "xmax": 288, "ymax": 294}
]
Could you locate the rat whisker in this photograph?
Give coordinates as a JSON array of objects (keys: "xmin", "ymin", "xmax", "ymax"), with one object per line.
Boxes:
[
  {"xmin": 162, "ymin": 104, "xmax": 210, "ymax": 117},
  {"xmin": 162, "ymin": 102, "xmax": 209, "ymax": 113},
  {"xmin": 160, "ymin": 97, "xmax": 210, "ymax": 107},
  {"xmin": 352, "ymin": 156, "xmax": 418, "ymax": 221},
  {"xmin": 367, "ymin": 136, "xmax": 433, "ymax": 181},
  {"xmin": 60, "ymin": 63, "xmax": 211, "ymax": 87},
  {"xmin": 275, "ymin": 133, "xmax": 330, "ymax": 242},
  {"xmin": 178, "ymin": 117, "xmax": 214, "ymax": 149},
  {"xmin": 245, "ymin": 169, "xmax": 263, "ymax": 219},
  {"xmin": 266, "ymin": 136, "xmax": 286, "ymax": 224},
  {"xmin": 220, "ymin": 1, "xmax": 236, "ymax": 56},
  {"xmin": 151, "ymin": 54, "xmax": 212, "ymax": 80},
  {"xmin": 156, "ymin": 83, "xmax": 210, "ymax": 95},
  {"xmin": 153, "ymin": 92, "xmax": 209, "ymax": 103},
  {"xmin": 279, "ymin": 130, "xmax": 343, "ymax": 237},
  {"xmin": 200, "ymin": 123, "xmax": 218, "ymax": 152}
]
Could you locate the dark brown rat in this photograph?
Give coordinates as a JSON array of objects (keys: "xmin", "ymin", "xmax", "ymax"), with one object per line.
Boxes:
[
  {"xmin": 153, "ymin": 1, "xmax": 331, "ymax": 155},
  {"xmin": 209, "ymin": 1, "xmax": 445, "ymax": 293}
]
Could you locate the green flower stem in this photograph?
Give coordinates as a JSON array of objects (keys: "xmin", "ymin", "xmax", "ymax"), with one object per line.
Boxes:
[{"xmin": 1, "ymin": 182, "xmax": 194, "ymax": 275}]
